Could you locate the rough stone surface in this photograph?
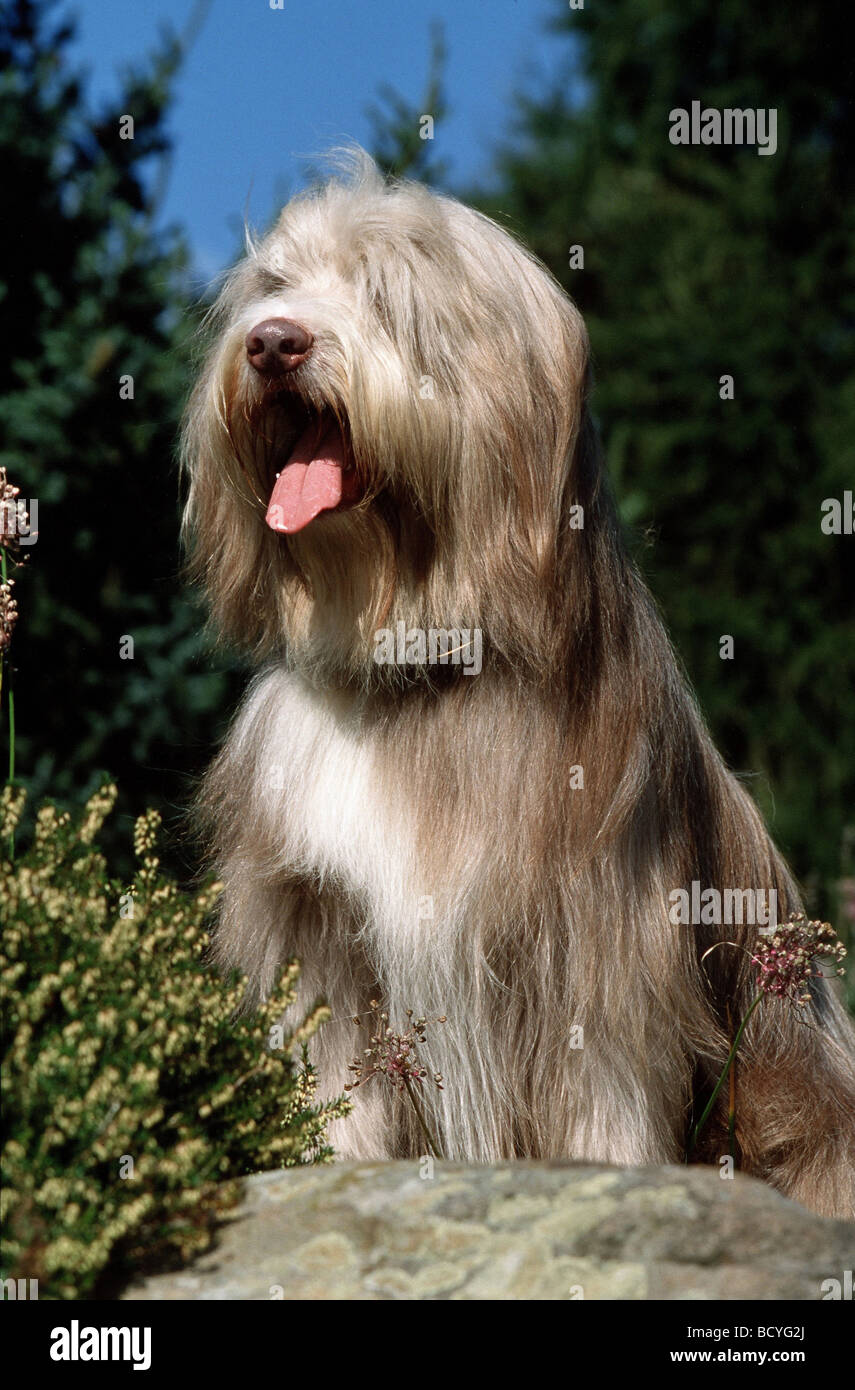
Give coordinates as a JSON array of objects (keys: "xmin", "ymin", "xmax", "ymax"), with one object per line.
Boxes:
[{"xmin": 121, "ymin": 1162, "xmax": 855, "ymax": 1301}]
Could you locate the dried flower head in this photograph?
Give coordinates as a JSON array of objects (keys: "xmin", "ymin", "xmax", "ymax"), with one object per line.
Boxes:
[
  {"xmin": 1, "ymin": 468, "xmax": 29, "ymax": 654},
  {"xmin": 0, "ymin": 468, "xmax": 31, "ymax": 564},
  {"xmin": 752, "ymin": 913, "xmax": 846, "ymax": 1006},
  {"xmin": 0, "ymin": 578, "xmax": 17, "ymax": 652},
  {"xmin": 345, "ymin": 1002, "xmax": 445, "ymax": 1093}
]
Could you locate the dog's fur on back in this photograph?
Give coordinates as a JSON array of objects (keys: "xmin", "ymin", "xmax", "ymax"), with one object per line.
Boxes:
[{"xmin": 183, "ymin": 151, "xmax": 855, "ymax": 1215}]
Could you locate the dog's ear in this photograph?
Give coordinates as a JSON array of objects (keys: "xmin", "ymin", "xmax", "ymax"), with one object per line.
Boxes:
[
  {"xmin": 453, "ymin": 317, "xmax": 594, "ymax": 673},
  {"xmin": 516, "ymin": 298, "xmax": 594, "ymax": 559}
]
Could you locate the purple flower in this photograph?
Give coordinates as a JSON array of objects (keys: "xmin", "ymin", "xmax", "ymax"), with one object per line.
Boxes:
[
  {"xmin": 345, "ymin": 1003, "xmax": 444, "ymax": 1094},
  {"xmin": 751, "ymin": 913, "xmax": 846, "ymax": 1007}
]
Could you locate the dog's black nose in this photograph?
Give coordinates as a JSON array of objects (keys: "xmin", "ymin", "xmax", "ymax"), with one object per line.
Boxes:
[{"xmin": 245, "ymin": 318, "xmax": 314, "ymax": 375}]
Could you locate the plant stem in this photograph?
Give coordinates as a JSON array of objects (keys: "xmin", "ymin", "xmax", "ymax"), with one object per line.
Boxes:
[
  {"xmin": 1, "ymin": 546, "xmax": 15, "ymax": 859},
  {"xmin": 403, "ymin": 1075, "xmax": 442, "ymax": 1159},
  {"xmin": 687, "ymin": 992, "xmax": 762, "ymax": 1161},
  {"xmin": 7, "ymin": 660, "xmax": 14, "ymax": 784}
]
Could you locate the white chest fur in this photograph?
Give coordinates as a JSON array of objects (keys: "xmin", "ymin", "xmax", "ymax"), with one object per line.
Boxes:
[{"xmin": 233, "ymin": 667, "xmax": 425, "ymax": 937}]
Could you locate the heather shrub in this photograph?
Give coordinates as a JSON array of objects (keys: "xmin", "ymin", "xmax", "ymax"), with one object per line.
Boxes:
[{"xmin": 0, "ymin": 782, "xmax": 348, "ymax": 1299}]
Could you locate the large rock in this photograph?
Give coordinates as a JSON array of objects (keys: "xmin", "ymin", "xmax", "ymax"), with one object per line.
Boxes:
[{"xmin": 122, "ymin": 1162, "xmax": 855, "ymax": 1300}]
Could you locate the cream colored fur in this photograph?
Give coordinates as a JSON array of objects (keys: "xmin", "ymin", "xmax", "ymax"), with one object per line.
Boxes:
[{"xmin": 183, "ymin": 153, "xmax": 855, "ymax": 1214}]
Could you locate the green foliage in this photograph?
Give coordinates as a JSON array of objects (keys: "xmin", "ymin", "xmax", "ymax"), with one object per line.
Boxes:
[
  {"xmin": 473, "ymin": 0, "xmax": 855, "ymax": 916},
  {"xmin": 0, "ymin": 0, "xmax": 243, "ymax": 871},
  {"xmin": 366, "ymin": 21, "xmax": 449, "ymax": 183},
  {"xmin": 0, "ymin": 783, "xmax": 349, "ymax": 1299}
]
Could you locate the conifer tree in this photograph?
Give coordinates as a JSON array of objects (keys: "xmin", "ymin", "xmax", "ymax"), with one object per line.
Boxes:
[{"xmin": 0, "ymin": 0, "xmax": 239, "ymax": 868}]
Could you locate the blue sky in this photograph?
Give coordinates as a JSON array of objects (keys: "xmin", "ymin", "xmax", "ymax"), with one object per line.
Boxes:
[{"xmin": 68, "ymin": 0, "xmax": 573, "ymax": 282}]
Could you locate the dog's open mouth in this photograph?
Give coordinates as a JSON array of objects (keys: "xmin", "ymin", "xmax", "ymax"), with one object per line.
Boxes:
[{"xmin": 265, "ymin": 404, "xmax": 362, "ymax": 535}]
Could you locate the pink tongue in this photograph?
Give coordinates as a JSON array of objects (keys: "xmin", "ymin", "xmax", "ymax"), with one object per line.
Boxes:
[{"xmin": 266, "ymin": 419, "xmax": 347, "ymax": 533}]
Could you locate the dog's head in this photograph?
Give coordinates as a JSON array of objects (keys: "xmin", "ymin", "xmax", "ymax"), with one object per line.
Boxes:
[{"xmin": 182, "ymin": 151, "xmax": 598, "ymax": 685}]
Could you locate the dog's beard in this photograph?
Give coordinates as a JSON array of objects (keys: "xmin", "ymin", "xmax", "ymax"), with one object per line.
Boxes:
[{"xmin": 214, "ymin": 365, "xmax": 573, "ymax": 689}]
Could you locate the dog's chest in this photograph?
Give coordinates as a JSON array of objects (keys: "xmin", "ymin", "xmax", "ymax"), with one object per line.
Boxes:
[{"xmin": 249, "ymin": 670, "xmax": 422, "ymax": 920}]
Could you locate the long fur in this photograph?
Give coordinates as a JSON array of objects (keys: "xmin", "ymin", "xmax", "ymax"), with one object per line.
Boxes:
[{"xmin": 182, "ymin": 151, "xmax": 855, "ymax": 1216}]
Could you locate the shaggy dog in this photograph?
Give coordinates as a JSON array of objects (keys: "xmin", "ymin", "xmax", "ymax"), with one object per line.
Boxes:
[{"xmin": 182, "ymin": 153, "xmax": 855, "ymax": 1216}]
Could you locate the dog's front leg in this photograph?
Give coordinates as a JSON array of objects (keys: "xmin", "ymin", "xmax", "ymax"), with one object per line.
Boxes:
[{"xmin": 212, "ymin": 866, "xmax": 399, "ymax": 1159}]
